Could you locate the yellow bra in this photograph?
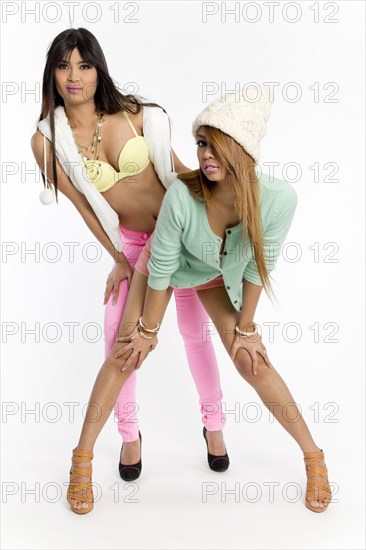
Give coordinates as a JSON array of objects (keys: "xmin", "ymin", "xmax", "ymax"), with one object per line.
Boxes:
[{"xmin": 84, "ymin": 111, "xmax": 150, "ymax": 192}]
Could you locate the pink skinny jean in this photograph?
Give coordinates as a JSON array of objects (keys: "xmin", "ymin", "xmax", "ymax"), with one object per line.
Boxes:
[{"xmin": 104, "ymin": 226, "xmax": 225, "ymax": 442}]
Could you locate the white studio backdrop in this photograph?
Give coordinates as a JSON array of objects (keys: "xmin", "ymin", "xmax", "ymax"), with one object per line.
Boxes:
[{"xmin": 0, "ymin": 1, "xmax": 365, "ymax": 549}]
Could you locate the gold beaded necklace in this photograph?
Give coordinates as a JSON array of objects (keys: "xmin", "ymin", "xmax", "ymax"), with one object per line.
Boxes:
[{"xmin": 67, "ymin": 112, "xmax": 105, "ymax": 178}]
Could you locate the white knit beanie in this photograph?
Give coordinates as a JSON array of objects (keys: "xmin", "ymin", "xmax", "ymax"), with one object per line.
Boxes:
[{"xmin": 192, "ymin": 85, "xmax": 271, "ymax": 164}]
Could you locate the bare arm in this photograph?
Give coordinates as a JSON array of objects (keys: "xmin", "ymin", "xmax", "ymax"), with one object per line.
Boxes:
[
  {"xmin": 239, "ymin": 280, "xmax": 263, "ymax": 331},
  {"xmin": 31, "ymin": 130, "xmax": 127, "ymax": 264},
  {"xmin": 31, "ymin": 130, "xmax": 133, "ymax": 303},
  {"xmin": 228, "ymin": 279, "xmax": 273, "ymax": 373},
  {"xmin": 141, "ymin": 286, "xmax": 171, "ymax": 327}
]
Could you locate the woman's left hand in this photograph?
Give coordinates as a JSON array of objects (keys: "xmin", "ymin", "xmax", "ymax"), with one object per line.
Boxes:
[
  {"xmin": 230, "ymin": 334, "xmax": 274, "ymax": 375},
  {"xmin": 114, "ymin": 326, "xmax": 158, "ymax": 372},
  {"xmin": 104, "ymin": 260, "xmax": 133, "ymax": 306}
]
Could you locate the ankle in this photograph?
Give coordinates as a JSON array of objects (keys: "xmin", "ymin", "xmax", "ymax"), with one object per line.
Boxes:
[
  {"xmin": 74, "ymin": 444, "xmax": 94, "ymax": 453},
  {"xmin": 205, "ymin": 429, "xmax": 221, "ymax": 441},
  {"xmin": 302, "ymin": 444, "xmax": 323, "ymax": 454},
  {"xmin": 123, "ymin": 438, "xmax": 140, "ymax": 446}
]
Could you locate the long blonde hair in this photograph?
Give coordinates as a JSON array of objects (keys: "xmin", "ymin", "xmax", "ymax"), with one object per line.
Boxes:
[{"xmin": 178, "ymin": 126, "xmax": 274, "ymax": 300}]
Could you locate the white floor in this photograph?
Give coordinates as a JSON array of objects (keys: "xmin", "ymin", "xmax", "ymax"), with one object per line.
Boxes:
[
  {"xmin": 1, "ymin": 329, "xmax": 365, "ymax": 549},
  {"xmin": 1, "ymin": 430, "xmax": 364, "ymax": 549}
]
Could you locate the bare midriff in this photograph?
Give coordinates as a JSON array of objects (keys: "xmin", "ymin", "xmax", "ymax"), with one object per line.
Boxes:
[{"xmin": 101, "ymin": 161, "xmax": 166, "ymax": 232}]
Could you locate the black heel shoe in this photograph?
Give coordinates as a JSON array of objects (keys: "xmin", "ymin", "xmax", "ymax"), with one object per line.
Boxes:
[
  {"xmin": 203, "ymin": 427, "xmax": 230, "ymax": 472},
  {"xmin": 119, "ymin": 431, "xmax": 142, "ymax": 481}
]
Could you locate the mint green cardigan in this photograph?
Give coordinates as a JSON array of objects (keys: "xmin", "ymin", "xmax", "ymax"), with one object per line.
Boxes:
[{"xmin": 147, "ymin": 174, "xmax": 297, "ymax": 311}]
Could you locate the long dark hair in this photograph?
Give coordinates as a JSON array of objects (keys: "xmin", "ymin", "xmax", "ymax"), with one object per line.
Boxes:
[{"xmin": 38, "ymin": 27, "xmax": 164, "ymax": 201}]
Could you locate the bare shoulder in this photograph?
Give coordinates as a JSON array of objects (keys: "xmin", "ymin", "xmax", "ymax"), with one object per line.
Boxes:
[
  {"xmin": 30, "ymin": 130, "xmax": 89, "ymax": 207},
  {"xmin": 130, "ymin": 105, "xmax": 144, "ymax": 132},
  {"xmin": 30, "ymin": 130, "xmax": 43, "ymax": 154},
  {"xmin": 31, "ymin": 130, "xmax": 52, "ymax": 165}
]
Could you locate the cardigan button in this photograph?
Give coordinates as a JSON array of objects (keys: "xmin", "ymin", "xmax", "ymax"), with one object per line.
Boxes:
[
  {"xmin": 224, "ymin": 251, "xmax": 227, "ymax": 256},
  {"xmin": 227, "ymin": 286, "xmax": 231, "ymax": 290},
  {"xmin": 227, "ymin": 230, "xmax": 231, "ymax": 234}
]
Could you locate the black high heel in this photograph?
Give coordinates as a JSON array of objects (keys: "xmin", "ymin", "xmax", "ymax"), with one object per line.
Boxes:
[
  {"xmin": 119, "ymin": 431, "xmax": 142, "ymax": 481},
  {"xmin": 203, "ymin": 427, "xmax": 230, "ymax": 472}
]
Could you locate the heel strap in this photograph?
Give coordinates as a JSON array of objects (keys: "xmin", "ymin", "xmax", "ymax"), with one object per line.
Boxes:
[
  {"xmin": 304, "ymin": 449, "xmax": 328, "ymax": 476},
  {"xmin": 304, "ymin": 450, "xmax": 327, "ymax": 473},
  {"xmin": 303, "ymin": 450, "xmax": 324, "ymax": 463},
  {"xmin": 71, "ymin": 448, "xmax": 94, "ymax": 463}
]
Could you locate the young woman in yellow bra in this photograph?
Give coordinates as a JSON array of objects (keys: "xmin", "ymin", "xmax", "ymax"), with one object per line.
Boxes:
[{"xmin": 32, "ymin": 28, "xmax": 229, "ymax": 502}]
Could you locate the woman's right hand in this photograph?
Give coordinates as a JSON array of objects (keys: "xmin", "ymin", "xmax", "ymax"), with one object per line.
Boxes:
[
  {"xmin": 104, "ymin": 260, "xmax": 133, "ymax": 305},
  {"xmin": 114, "ymin": 325, "xmax": 158, "ymax": 372}
]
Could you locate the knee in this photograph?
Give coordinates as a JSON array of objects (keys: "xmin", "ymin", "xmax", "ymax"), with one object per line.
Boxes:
[
  {"xmin": 103, "ymin": 350, "xmax": 121, "ymax": 374},
  {"xmin": 234, "ymin": 349, "xmax": 269, "ymax": 383},
  {"xmin": 105, "ymin": 343, "xmax": 136, "ymax": 377}
]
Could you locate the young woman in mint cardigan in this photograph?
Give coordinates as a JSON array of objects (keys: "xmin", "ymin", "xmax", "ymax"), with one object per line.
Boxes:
[{"xmin": 67, "ymin": 87, "xmax": 332, "ymax": 514}]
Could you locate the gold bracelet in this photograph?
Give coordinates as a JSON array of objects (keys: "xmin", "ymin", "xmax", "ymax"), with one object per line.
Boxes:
[
  {"xmin": 235, "ymin": 323, "xmax": 258, "ymax": 338},
  {"xmin": 137, "ymin": 325, "xmax": 155, "ymax": 339},
  {"xmin": 138, "ymin": 316, "xmax": 160, "ymax": 333}
]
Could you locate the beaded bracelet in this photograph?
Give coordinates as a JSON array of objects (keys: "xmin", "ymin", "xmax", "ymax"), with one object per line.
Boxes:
[
  {"xmin": 235, "ymin": 323, "xmax": 258, "ymax": 338},
  {"xmin": 138, "ymin": 316, "xmax": 160, "ymax": 334}
]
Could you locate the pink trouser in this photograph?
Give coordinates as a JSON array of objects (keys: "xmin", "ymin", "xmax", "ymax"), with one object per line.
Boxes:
[{"xmin": 104, "ymin": 226, "xmax": 225, "ymax": 442}]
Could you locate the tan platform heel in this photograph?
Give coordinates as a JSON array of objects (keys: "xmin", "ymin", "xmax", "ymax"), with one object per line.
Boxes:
[
  {"xmin": 67, "ymin": 448, "xmax": 94, "ymax": 514},
  {"xmin": 303, "ymin": 449, "xmax": 332, "ymax": 513}
]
